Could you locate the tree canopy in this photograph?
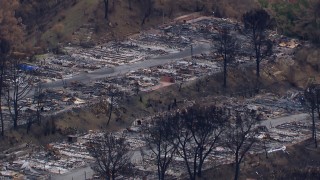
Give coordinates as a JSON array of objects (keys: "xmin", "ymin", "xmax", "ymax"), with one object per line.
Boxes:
[{"xmin": 0, "ymin": 0, "xmax": 24, "ymax": 50}]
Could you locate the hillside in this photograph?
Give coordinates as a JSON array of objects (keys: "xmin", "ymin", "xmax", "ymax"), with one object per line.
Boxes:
[
  {"xmin": 16, "ymin": 0, "xmax": 258, "ymax": 49},
  {"xmin": 258, "ymin": 0, "xmax": 320, "ymax": 44},
  {"xmin": 15, "ymin": 0, "xmax": 320, "ymax": 50}
]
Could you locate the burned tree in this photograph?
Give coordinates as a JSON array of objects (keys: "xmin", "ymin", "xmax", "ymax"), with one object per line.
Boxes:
[
  {"xmin": 139, "ymin": 0, "xmax": 153, "ymax": 25},
  {"xmin": 133, "ymin": 80, "xmax": 140, "ymax": 95},
  {"xmin": 226, "ymin": 109, "xmax": 259, "ymax": 180},
  {"xmin": 128, "ymin": 0, "xmax": 132, "ymax": 10},
  {"xmin": 304, "ymin": 83, "xmax": 320, "ymax": 148},
  {"xmin": 105, "ymin": 85, "xmax": 120, "ymax": 125},
  {"xmin": 25, "ymin": 109, "xmax": 35, "ymax": 134},
  {"xmin": 144, "ymin": 115, "xmax": 177, "ymax": 180},
  {"xmin": 0, "ymin": 39, "xmax": 11, "ymax": 136},
  {"xmin": 5, "ymin": 58, "xmax": 34, "ymax": 129},
  {"xmin": 215, "ymin": 26, "xmax": 237, "ymax": 88},
  {"xmin": 33, "ymin": 82, "xmax": 45, "ymax": 125},
  {"xmin": 43, "ymin": 118, "xmax": 57, "ymax": 136},
  {"xmin": 0, "ymin": 0, "xmax": 26, "ymax": 132},
  {"xmin": 243, "ymin": 9, "xmax": 273, "ymax": 79},
  {"xmin": 172, "ymin": 105, "xmax": 227, "ymax": 179},
  {"xmin": 88, "ymin": 133, "xmax": 132, "ymax": 180},
  {"xmin": 103, "ymin": 0, "xmax": 109, "ymax": 20}
]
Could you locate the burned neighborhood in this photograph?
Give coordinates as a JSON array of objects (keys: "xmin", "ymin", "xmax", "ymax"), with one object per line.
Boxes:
[{"xmin": 0, "ymin": 0, "xmax": 320, "ymax": 180}]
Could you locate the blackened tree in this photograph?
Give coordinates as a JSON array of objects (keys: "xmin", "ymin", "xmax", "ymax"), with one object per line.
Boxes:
[
  {"xmin": 0, "ymin": 0, "xmax": 24, "ymax": 135},
  {"xmin": 5, "ymin": 58, "xmax": 34, "ymax": 129},
  {"xmin": 304, "ymin": 83, "xmax": 320, "ymax": 148},
  {"xmin": 106, "ymin": 85, "xmax": 120, "ymax": 125},
  {"xmin": 128, "ymin": 0, "xmax": 132, "ymax": 10},
  {"xmin": 144, "ymin": 115, "xmax": 177, "ymax": 180},
  {"xmin": 226, "ymin": 109, "xmax": 259, "ymax": 180},
  {"xmin": 33, "ymin": 82, "xmax": 45, "ymax": 125},
  {"xmin": 88, "ymin": 132, "xmax": 132, "ymax": 180},
  {"xmin": 243, "ymin": 9, "xmax": 273, "ymax": 79},
  {"xmin": 216, "ymin": 26, "xmax": 237, "ymax": 88},
  {"xmin": 139, "ymin": 0, "xmax": 153, "ymax": 25},
  {"xmin": 103, "ymin": 0, "xmax": 109, "ymax": 20},
  {"xmin": 172, "ymin": 105, "xmax": 227, "ymax": 179},
  {"xmin": 0, "ymin": 39, "xmax": 10, "ymax": 136}
]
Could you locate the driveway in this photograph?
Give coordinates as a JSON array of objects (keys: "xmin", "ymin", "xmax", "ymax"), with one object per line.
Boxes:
[{"xmin": 52, "ymin": 165, "xmax": 95, "ymax": 180}]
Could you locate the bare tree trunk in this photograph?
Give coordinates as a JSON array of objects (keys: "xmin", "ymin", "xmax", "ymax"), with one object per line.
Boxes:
[
  {"xmin": 235, "ymin": 162, "xmax": 240, "ymax": 180},
  {"xmin": 217, "ymin": 27, "xmax": 236, "ymax": 89},
  {"xmin": 254, "ymin": 40, "xmax": 261, "ymax": 79},
  {"xmin": 255, "ymin": 45, "xmax": 261, "ymax": 93},
  {"xmin": 141, "ymin": 14, "xmax": 147, "ymax": 26},
  {"xmin": 140, "ymin": 0, "xmax": 152, "ymax": 25},
  {"xmin": 312, "ymin": 109, "xmax": 315, "ymax": 139},
  {"xmin": 315, "ymin": 124, "xmax": 318, "ymax": 148},
  {"xmin": 36, "ymin": 108, "xmax": 41, "ymax": 125},
  {"xmin": 256, "ymin": 58, "xmax": 260, "ymax": 78},
  {"xmin": 223, "ymin": 53, "xmax": 227, "ymax": 88},
  {"xmin": 128, "ymin": 0, "xmax": 132, "ymax": 10},
  {"xmin": 106, "ymin": 173, "xmax": 110, "ymax": 180},
  {"xmin": 160, "ymin": 166, "xmax": 166, "ymax": 180},
  {"xmin": 157, "ymin": 158, "xmax": 161, "ymax": 180},
  {"xmin": 197, "ymin": 155, "xmax": 204, "ymax": 177},
  {"xmin": 13, "ymin": 96, "xmax": 19, "ymax": 129},
  {"xmin": 111, "ymin": 170, "xmax": 115, "ymax": 180},
  {"xmin": 264, "ymin": 140, "xmax": 268, "ymax": 159},
  {"xmin": 182, "ymin": 147, "xmax": 194, "ymax": 180},
  {"xmin": 107, "ymin": 94, "xmax": 114, "ymax": 125},
  {"xmin": 192, "ymin": 152, "xmax": 197, "ymax": 180},
  {"xmin": 6, "ymin": 59, "xmax": 34, "ymax": 130},
  {"xmin": 0, "ymin": 71, "xmax": 4, "ymax": 136},
  {"xmin": 0, "ymin": 40, "xmax": 9, "ymax": 136},
  {"xmin": 34, "ymin": 83, "xmax": 44, "ymax": 125},
  {"xmin": 103, "ymin": 0, "xmax": 109, "ymax": 20},
  {"xmin": 243, "ymin": 10, "xmax": 272, "ymax": 80},
  {"xmin": 88, "ymin": 133, "xmax": 131, "ymax": 180},
  {"xmin": 0, "ymin": 99, "xmax": 3, "ymax": 136},
  {"xmin": 27, "ymin": 117, "xmax": 32, "ymax": 134},
  {"xmin": 226, "ymin": 111, "xmax": 257, "ymax": 180},
  {"xmin": 195, "ymin": 145, "xmax": 207, "ymax": 178},
  {"xmin": 234, "ymin": 152, "xmax": 240, "ymax": 180},
  {"xmin": 316, "ymin": 92, "xmax": 320, "ymax": 148},
  {"xmin": 312, "ymin": 109, "xmax": 317, "ymax": 147}
]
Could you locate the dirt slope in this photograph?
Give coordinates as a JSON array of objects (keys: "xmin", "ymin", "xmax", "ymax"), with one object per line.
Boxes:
[
  {"xmin": 17, "ymin": 0, "xmax": 258, "ymax": 48},
  {"xmin": 12, "ymin": 0, "xmax": 320, "ymax": 49}
]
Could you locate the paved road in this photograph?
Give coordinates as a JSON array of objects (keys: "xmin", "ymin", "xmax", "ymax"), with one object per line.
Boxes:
[
  {"xmin": 260, "ymin": 113, "xmax": 309, "ymax": 129},
  {"xmin": 43, "ymin": 42, "xmax": 211, "ymax": 88},
  {"xmin": 52, "ymin": 165, "xmax": 94, "ymax": 180}
]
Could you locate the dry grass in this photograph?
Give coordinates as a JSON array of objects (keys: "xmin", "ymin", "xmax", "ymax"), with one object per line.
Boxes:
[
  {"xmin": 41, "ymin": 0, "xmax": 100, "ymax": 46},
  {"xmin": 34, "ymin": 0, "xmax": 259, "ymax": 45},
  {"xmin": 202, "ymin": 139, "xmax": 320, "ymax": 180}
]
